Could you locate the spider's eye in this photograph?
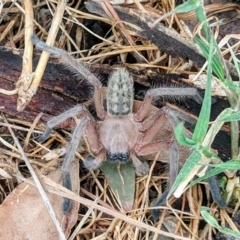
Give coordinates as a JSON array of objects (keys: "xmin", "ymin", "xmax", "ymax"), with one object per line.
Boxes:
[
  {"xmin": 119, "ymin": 153, "xmax": 129, "ymax": 162},
  {"xmin": 107, "ymin": 152, "xmax": 129, "ymax": 163}
]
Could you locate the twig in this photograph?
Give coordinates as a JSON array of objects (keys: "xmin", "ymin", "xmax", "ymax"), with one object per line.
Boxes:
[
  {"xmin": 2, "ymin": 114, "xmax": 66, "ymax": 240},
  {"xmin": 16, "ymin": 0, "xmax": 34, "ymax": 110},
  {"xmin": 69, "ymin": 198, "xmax": 99, "ymax": 240},
  {"xmin": 17, "ymin": 0, "xmax": 67, "ymax": 111}
]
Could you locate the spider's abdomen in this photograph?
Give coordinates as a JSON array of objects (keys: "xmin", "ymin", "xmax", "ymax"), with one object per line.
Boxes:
[
  {"xmin": 99, "ymin": 116, "xmax": 138, "ymax": 160},
  {"xmin": 107, "ymin": 69, "xmax": 133, "ymax": 116}
]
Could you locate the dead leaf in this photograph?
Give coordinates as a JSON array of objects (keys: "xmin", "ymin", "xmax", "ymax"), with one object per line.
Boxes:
[{"xmin": 0, "ymin": 160, "xmax": 79, "ymax": 240}]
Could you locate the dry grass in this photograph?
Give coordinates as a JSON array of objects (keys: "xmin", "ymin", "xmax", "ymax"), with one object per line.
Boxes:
[{"xmin": 0, "ymin": 0, "xmax": 239, "ymax": 239}]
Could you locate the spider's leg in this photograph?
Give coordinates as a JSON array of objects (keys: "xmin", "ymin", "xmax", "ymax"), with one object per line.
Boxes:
[
  {"xmin": 135, "ymin": 107, "xmax": 173, "ymax": 149},
  {"xmin": 134, "ymin": 87, "xmax": 202, "ymax": 121},
  {"xmin": 94, "ymin": 85, "xmax": 106, "ymax": 119},
  {"xmin": 152, "ymin": 141, "xmax": 179, "ymax": 220},
  {"xmin": 131, "ymin": 141, "xmax": 175, "ymax": 175},
  {"xmin": 136, "ymin": 141, "xmax": 172, "ymax": 155},
  {"xmin": 31, "ymin": 35, "xmax": 101, "ymax": 88},
  {"xmin": 139, "ymin": 108, "xmax": 164, "ymax": 129},
  {"xmin": 207, "ymin": 167, "xmax": 227, "ymax": 208},
  {"xmin": 62, "ymin": 117, "xmax": 89, "ymax": 214},
  {"xmin": 38, "ymin": 105, "xmax": 86, "ymax": 142},
  {"xmin": 31, "ymin": 35, "xmax": 106, "ymax": 119},
  {"xmin": 139, "ymin": 110, "xmax": 168, "ymax": 143},
  {"xmin": 135, "ymin": 107, "xmax": 181, "ymax": 220}
]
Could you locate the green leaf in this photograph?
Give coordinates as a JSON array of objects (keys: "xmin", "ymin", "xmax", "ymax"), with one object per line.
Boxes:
[
  {"xmin": 174, "ymin": 122, "xmax": 196, "ymax": 146},
  {"xmin": 217, "ymin": 111, "xmax": 240, "ymax": 122},
  {"xmin": 100, "ymin": 162, "xmax": 135, "ymax": 211},
  {"xmin": 195, "ymin": 38, "xmax": 240, "ymax": 91},
  {"xmin": 187, "ymin": 160, "xmax": 240, "ymax": 188},
  {"xmin": 192, "ymin": 36, "xmax": 214, "ymax": 142},
  {"xmin": 194, "ymin": 4, "xmax": 210, "ymax": 40},
  {"xmin": 201, "ymin": 209, "xmax": 219, "ymax": 227},
  {"xmin": 201, "ymin": 209, "xmax": 240, "ymax": 238},
  {"xmin": 171, "ymin": 150, "xmax": 202, "ymax": 193},
  {"xmin": 228, "ymin": 42, "xmax": 240, "ymax": 82},
  {"xmin": 194, "ymin": 38, "xmax": 224, "ymax": 80},
  {"xmin": 173, "ymin": 0, "xmax": 200, "ymax": 13},
  {"xmin": 203, "ymin": 108, "xmax": 233, "ymax": 146}
]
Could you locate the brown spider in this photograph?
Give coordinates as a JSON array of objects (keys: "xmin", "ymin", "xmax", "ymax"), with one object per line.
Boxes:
[{"xmin": 31, "ymin": 35, "xmax": 202, "ymax": 214}]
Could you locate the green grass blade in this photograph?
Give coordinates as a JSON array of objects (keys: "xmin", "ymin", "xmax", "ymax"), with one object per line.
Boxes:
[
  {"xmin": 217, "ymin": 111, "xmax": 240, "ymax": 122},
  {"xmin": 203, "ymin": 108, "xmax": 233, "ymax": 146},
  {"xmin": 174, "ymin": 122, "xmax": 196, "ymax": 146},
  {"xmin": 192, "ymin": 36, "xmax": 214, "ymax": 142},
  {"xmin": 201, "ymin": 209, "xmax": 240, "ymax": 238},
  {"xmin": 173, "ymin": 0, "xmax": 200, "ymax": 13},
  {"xmin": 195, "ymin": 38, "xmax": 240, "ymax": 91},
  {"xmin": 194, "ymin": 37, "xmax": 224, "ymax": 80},
  {"xmin": 227, "ymin": 42, "xmax": 240, "ymax": 83},
  {"xmin": 170, "ymin": 150, "xmax": 202, "ymax": 194},
  {"xmin": 187, "ymin": 160, "xmax": 240, "ymax": 188}
]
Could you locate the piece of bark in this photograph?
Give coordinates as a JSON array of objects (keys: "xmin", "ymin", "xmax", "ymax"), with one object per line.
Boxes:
[{"xmin": 0, "ymin": 48, "xmax": 91, "ymax": 127}]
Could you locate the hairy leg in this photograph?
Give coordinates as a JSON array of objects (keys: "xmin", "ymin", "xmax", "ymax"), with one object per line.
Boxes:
[
  {"xmin": 37, "ymin": 104, "xmax": 102, "ymax": 213},
  {"xmin": 61, "ymin": 115, "xmax": 103, "ymax": 213},
  {"xmin": 207, "ymin": 168, "xmax": 227, "ymax": 209},
  {"xmin": 134, "ymin": 87, "xmax": 202, "ymax": 121},
  {"xmin": 38, "ymin": 105, "xmax": 86, "ymax": 142},
  {"xmin": 136, "ymin": 141, "xmax": 172, "ymax": 155},
  {"xmin": 134, "ymin": 102, "xmax": 183, "ymax": 220},
  {"xmin": 31, "ymin": 34, "xmax": 106, "ymax": 119},
  {"xmin": 136, "ymin": 108, "xmax": 174, "ymax": 150},
  {"xmin": 152, "ymin": 141, "xmax": 179, "ymax": 220},
  {"xmin": 62, "ymin": 117, "xmax": 89, "ymax": 214}
]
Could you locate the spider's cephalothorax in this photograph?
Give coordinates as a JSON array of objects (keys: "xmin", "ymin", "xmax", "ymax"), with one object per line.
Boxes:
[
  {"xmin": 32, "ymin": 34, "xmax": 202, "ymax": 214},
  {"xmin": 99, "ymin": 69, "xmax": 137, "ymax": 164}
]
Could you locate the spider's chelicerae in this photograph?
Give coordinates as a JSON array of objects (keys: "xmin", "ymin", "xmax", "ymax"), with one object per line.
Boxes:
[{"xmin": 32, "ymin": 35, "xmax": 202, "ymax": 215}]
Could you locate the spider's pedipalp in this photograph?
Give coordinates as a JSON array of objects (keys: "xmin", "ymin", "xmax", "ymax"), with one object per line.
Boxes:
[
  {"xmin": 107, "ymin": 69, "xmax": 134, "ymax": 116},
  {"xmin": 84, "ymin": 152, "xmax": 105, "ymax": 170},
  {"xmin": 130, "ymin": 152, "xmax": 149, "ymax": 175}
]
